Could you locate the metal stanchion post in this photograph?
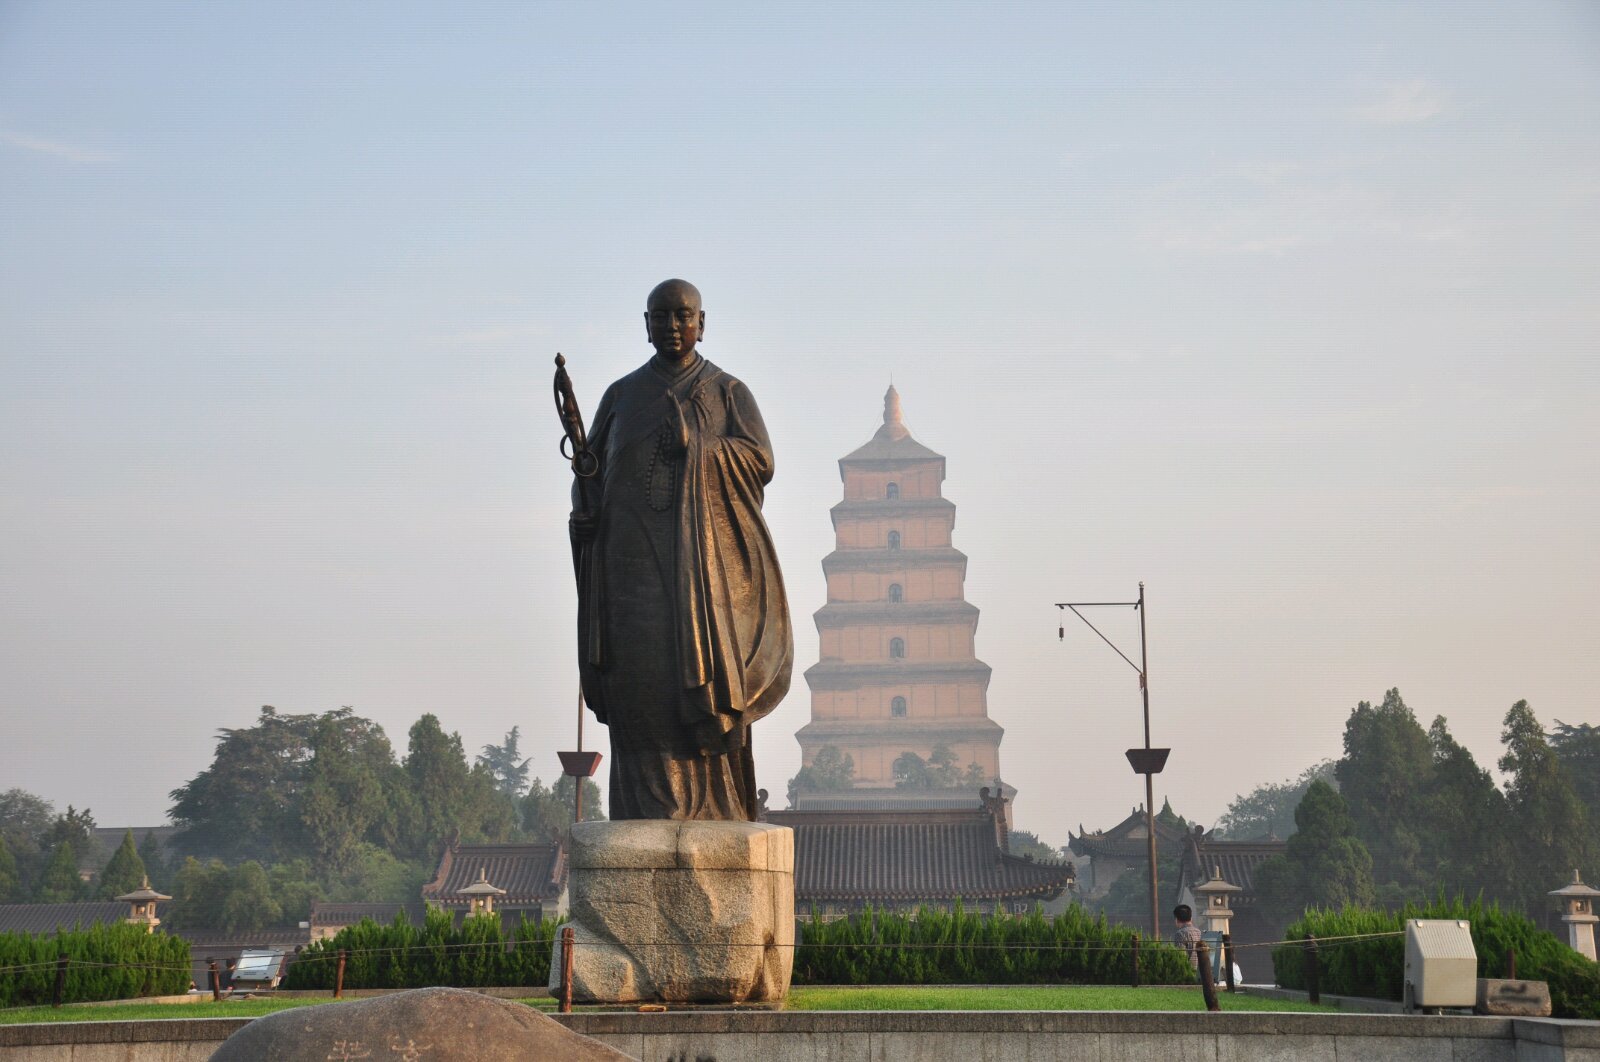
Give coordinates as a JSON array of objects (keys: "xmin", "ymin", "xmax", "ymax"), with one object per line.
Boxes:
[
  {"xmin": 560, "ymin": 926, "xmax": 576, "ymax": 1014},
  {"xmin": 1197, "ymin": 939, "xmax": 1220, "ymax": 1012},
  {"xmin": 52, "ymin": 954, "xmax": 69, "ymax": 1008}
]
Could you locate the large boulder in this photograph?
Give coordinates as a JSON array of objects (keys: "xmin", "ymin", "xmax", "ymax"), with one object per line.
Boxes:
[
  {"xmin": 209, "ymin": 986, "xmax": 636, "ymax": 1061},
  {"xmin": 554, "ymin": 819, "xmax": 794, "ymax": 1004}
]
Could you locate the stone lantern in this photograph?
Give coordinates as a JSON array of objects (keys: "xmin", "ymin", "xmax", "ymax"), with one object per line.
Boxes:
[
  {"xmin": 1193, "ymin": 865, "xmax": 1242, "ymax": 937},
  {"xmin": 1548, "ymin": 870, "xmax": 1600, "ymax": 961},
  {"xmin": 459, "ymin": 866, "xmax": 506, "ymax": 918},
  {"xmin": 115, "ymin": 876, "xmax": 171, "ymax": 933}
]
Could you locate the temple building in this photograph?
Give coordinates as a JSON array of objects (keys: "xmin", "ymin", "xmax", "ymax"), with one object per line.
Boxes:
[
  {"xmin": 1172, "ymin": 826, "xmax": 1288, "ymax": 983},
  {"xmin": 767, "ymin": 790, "xmax": 1074, "ymax": 917},
  {"xmin": 795, "ymin": 387, "xmax": 1008, "ymax": 812},
  {"xmin": 1066, "ymin": 802, "xmax": 1191, "ymax": 900}
]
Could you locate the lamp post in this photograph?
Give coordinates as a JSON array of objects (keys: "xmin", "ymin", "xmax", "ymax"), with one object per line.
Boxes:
[
  {"xmin": 1056, "ymin": 582, "xmax": 1169, "ymax": 941},
  {"xmin": 558, "ymin": 686, "xmax": 603, "ymax": 827}
]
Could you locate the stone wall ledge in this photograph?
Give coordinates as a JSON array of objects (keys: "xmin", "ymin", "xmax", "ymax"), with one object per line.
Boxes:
[
  {"xmin": 0, "ymin": 1017, "xmax": 249, "ymax": 1046},
  {"xmin": 4, "ymin": 1009, "xmax": 1598, "ymax": 1054}
]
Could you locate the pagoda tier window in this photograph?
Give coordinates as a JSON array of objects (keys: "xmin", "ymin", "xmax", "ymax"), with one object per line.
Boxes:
[
  {"xmin": 890, "ymin": 637, "xmax": 906, "ymax": 659},
  {"xmin": 888, "ymin": 583, "xmax": 903, "ymax": 603},
  {"xmin": 891, "ymin": 696, "xmax": 907, "ymax": 717},
  {"xmin": 887, "ymin": 530, "xmax": 901, "ymax": 550},
  {"xmin": 886, "ymin": 482, "xmax": 899, "ymax": 499}
]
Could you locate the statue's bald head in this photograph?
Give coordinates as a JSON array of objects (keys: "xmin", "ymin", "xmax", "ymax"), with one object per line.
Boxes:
[
  {"xmin": 644, "ymin": 279, "xmax": 705, "ymax": 361},
  {"xmin": 647, "ymin": 278, "xmax": 702, "ymax": 312}
]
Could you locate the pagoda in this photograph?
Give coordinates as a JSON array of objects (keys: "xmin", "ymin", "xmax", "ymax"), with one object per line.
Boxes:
[{"xmin": 795, "ymin": 386, "xmax": 1005, "ymax": 807}]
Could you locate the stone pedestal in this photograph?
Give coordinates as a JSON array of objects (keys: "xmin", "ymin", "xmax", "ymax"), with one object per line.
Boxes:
[{"xmin": 552, "ymin": 819, "xmax": 794, "ymax": 1004}]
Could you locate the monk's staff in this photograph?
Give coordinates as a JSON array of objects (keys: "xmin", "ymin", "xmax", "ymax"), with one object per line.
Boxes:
[{"xmin": 553, "ymin": 353, "xmax": 599, "ymax": 515}]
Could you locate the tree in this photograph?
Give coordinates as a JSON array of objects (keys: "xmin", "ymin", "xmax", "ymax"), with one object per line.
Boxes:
[
  {"xmin": 136, "ymin": 830, "xmax": 169, "ymax": 891},
  {"xmin": 0, "ymin": 788, "xmax": 55, "ymax": 897},
  {"xmin": 169, "ymin": 705, "xmax": 321, "ymax": 862},
  {"xmin": 1214, "ymin": 761, "xmax": 1336, "ymax": 840},
  {"xmin": 171, "ymin": 705, "xmax": 406, "ymax": 866},
  {"xmin": 1335, "ymin": 689, "xmax": 1432, "ymax": 893},
  {"xmin": 44, "ymin": 806, "xmax": 97, "ymax": 861},
  {"xmin": 787, "ymin": 745, "xmax": 856, "ymax": 804},
  {"xmin": 893, "ymin": 751, "xmax": 931, "ymax": 788},
  {"xmin": 520, "ymin": 776, "xmax": 604, "ymax": 841},
  {"xmin": 1255, "ymin": 780, "xmax": 1375, "ymax": 924},
  {"xmin": 95, "ymin": 829, "xmax": 147, "ymax": 899},
  {"xmin": 35, "ymin": 841, "xmax": 82, "ymax": 903},
  {"xmin": 1500, "ymin": 700, "xmax": 1593, "ymax": 911},
  {"xmin": 0, "ymin": 788, "xmax": 54, "ymax": 854},
  {"xmin": 1007, "ymin": 830, "xmax": 1063, "ymax": 863},
  {"xmin": 476, "ymin": 726, "xmax": 531, "ymax": 797},
  {"xmin": 1095, "ymin": 852, "xmax": 1183, "ymax": 927},
  {"xmin": 299, "ymin": 711, "xmax": 401, "ymax": 872},
  {"xmin": 1420, "ymin": 716, "xmax": 1511, "ymax": 900},
  {"xmin": 167, "ymin": 857, "xmax": 228, "ymax": 930},
  {"xmin": 1549, "ymin": 720, "xmax": 1600, "ymax": 813},
  {"xmin": 0, "ymin": 834, "xmax": 19, "ymax": 903},
  {"xmin": 400, "ymin": 714, "xmax": 517, "ymax": 859},
  {"xmin": 219, "ymin": 861, "xmax": 282, "ymax": 932},
  {"xmin": 893, "ymin": 745, "xmax": 986, "ymax": 789}
]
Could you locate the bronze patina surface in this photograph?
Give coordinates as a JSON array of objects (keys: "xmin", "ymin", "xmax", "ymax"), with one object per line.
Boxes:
[{"xmin": 564, "ymin": 280, "xmax": 792, "ymax": 821}]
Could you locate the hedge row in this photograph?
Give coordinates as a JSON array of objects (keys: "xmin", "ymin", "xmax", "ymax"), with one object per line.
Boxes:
[
  {"xmin": 280, "ymin": 907, "xmax": 560, "ymax": 990},
  {"xmin": 792, "ymin": 904, "xmax": 1197, "ymax": 986},
  {"xmin": 0, "ymin": 922, "xmax": 190, "ymax": 1007},
  {"xmin": 1273, "ymin": 898, "xmax": 1600, "ymax": 1020}
]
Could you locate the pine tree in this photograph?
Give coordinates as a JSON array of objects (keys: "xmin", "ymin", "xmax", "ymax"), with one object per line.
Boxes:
[
  {"xmin": 401, "ymin": 714, "xmax": 517, "ymax": 858},
  {"xmin": 300, "ymin": 712, "xmax": 396, "ymax": 872},
  {"xmin": 35, "ymin": 841, "xmax": 82, "ymax": 902},
  {"xmin": 1500, "ymin": 700, "xmax": 1594, "ymax": 911},
  {"xmin": 136, "ymin": 831, "xmax": 168, "ymax": 890},
  {"xmin": 1421, "ymin": 716, "xmax": 1511, "ymax": 899},
  {"xmin": 95, "ymin": 829, "xmax": 147, "ymax": 899},
  {"xmin": 476, "ymin": 726, "xmax": 531, "ymax": 797},
  {"xmin": 1335, "ymin": 689, "xmax": 1432, "ymax": 893},
  {"xmin": 519, "ymin": 776, "xmax": 604, "ymax": 840},
  {"xmin": 1256, "ymin": 781, "xmax": 1375, "ymax": 924},
  {"xmin": 0, "ymin": 833, "xmax": 19, "ymax": 902},
  {"xmin": 1549, "ymin": 720, "xmax": 1600, "ymax": 813}
]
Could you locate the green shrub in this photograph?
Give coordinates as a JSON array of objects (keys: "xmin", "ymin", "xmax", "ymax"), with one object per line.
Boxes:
[
  {"xmin": 793, "ymin": 903, "xmax": 1195, "ymax": 986},
  {"xmin": 0, "ymin": 922, "xmax": 190, "ymax": 1007},
  {"xmin": 1273, "ymin": 898, "xmax": 1600, "ymax": 1019},
  {"xmin": 280, "ymin": 907, "xmax": 560, "ymax": 990}
]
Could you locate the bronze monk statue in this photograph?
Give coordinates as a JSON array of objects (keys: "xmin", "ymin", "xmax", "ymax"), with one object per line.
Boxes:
[{"xmin": 563, "ymin": 279, "xmax": 792, "ymax": 821}]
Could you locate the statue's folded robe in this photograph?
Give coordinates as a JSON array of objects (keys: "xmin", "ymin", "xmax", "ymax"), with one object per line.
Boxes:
[{"xmin": 574, "ymin": 353, "xmax": 792, "ymax": 819}]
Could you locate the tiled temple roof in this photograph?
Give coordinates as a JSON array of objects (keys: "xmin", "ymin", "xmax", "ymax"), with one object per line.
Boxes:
[
  {"xmin": 421, "ymin": 841, "xmax": 565, "ymax": 906},
  {"xmin": 1177, "ymin": 829, "xmax": 1287, "ymax": 906},
  {"xmin": 1067, "ymin": 808, "xmax": 1190, "ymax": 861},
  {"xmin": 309, "ymin": 902, "xmax": 429, "ymax": 929},
  {"xmin": 767, "ymin": 808, "xmax": 1075, "ymax": 903},
  {"xmin": 0, "ymin": 902, "xmax": 141, "ymax": 935}
]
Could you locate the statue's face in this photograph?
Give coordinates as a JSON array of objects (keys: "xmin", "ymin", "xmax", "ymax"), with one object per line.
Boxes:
[{"xmin": 644, "ymin": 288, "xmax": 704, "ymax": 361}]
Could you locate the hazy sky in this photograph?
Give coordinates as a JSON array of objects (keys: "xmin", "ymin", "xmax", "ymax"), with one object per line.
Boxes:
[{"xmin": 2, "ymin": 2, "xmax": 1597, "ymax": 848}]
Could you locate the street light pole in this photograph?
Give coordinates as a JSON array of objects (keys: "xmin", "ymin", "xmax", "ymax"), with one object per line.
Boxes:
[
  {"xmin": 1135, "ymin": 583, "xmax": 1158, "ymax": 945},
  {"xmin": 1057, "ymin": 582, "xmax": 1168, "ymax": 942}
]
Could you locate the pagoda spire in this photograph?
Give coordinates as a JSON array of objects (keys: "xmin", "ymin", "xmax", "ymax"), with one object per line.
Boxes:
[{"xmin": 877, "ymin": 384, "xmax": 910, "ymax": 441}]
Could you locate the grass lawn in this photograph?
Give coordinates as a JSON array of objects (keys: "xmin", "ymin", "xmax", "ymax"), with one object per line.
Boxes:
[
  {"xmin": 0, "ymin": 986, "xmax": 1331, "ymax": 1023},
  {"xmin": 787, "ymin": 987, "xmax": 1334, "ymax": 1012},
  {"xmin": 0, "ymin": 996, "xmax": 345, "ymax": 1024}
]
